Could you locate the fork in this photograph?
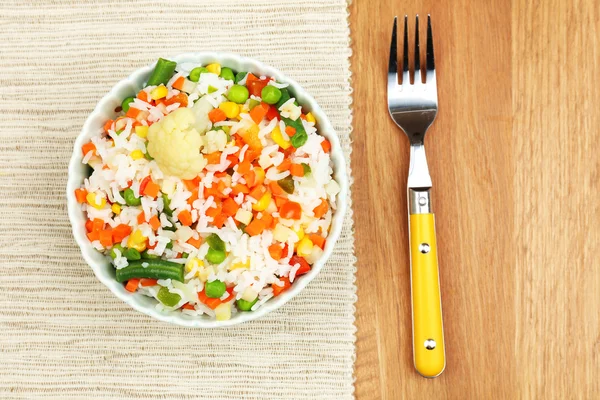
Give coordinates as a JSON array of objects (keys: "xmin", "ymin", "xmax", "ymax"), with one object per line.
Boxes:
[{"xmin": 387, "ymin": 15, "xmax": 445, "ymax": 378}]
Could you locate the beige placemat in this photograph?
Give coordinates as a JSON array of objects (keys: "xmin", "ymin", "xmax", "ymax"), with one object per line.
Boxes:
[{"xmin": 0, "ymin": 1, "xmax": 356, "ymax": 399}]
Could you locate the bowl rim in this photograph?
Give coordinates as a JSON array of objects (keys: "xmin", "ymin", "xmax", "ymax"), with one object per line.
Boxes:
[{"xmin": 67, "ymin": 52, "xmax": 348, "ymax": 328}]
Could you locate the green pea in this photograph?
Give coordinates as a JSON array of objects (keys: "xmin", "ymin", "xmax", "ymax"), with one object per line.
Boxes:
[
  {"xmin": 248, "ymin": 99, "xmax": 260, "ymax": 111},
  {"xmin": 110, "ymin": 244, "xmax": 124, "ymax": 259},
  {"xmin": 121, "ymin": 96, "xmax": 135, "ymax": 113},
  {"xmin": 302, "ymin": 163, "xmax": 311, "ymax": 175},
  {"xmin": 205, "ymin": 279, "xmax": 226, "ymax": 298},
  {"xmin": 141, "ymin": 250, "xmax": 160, "ymax": 260},
  {"xmin": 157, "ymin": 287, "xmax": 181, "ymax": 307},
  {"xmin": 277, "ymin": 176, "xmax": 295, "ymax": 194},
  {"xmin": 236, "ymin": 298, "xmax": 258, "ymax": 311},
  {"xmin": 182, "ymin": 252, "xmax": 189, "ymax": 259},
  {"xmin": 124, "ymin": 188, "xmax": 141, "ymax": 206},
  {"xmin": 234, "ymin": 72, "xmax": 247, "ymax": 84},
  {"xmin": 189, "ymin": 67, "xmax": 208, "ymax": 82},
  {"xmin": 220, "ymin": 67, "xmax": 235, "ymax": 81},
  {"xmin": 206, "ymin": 233, "xmax": 225, "ymax": 251},
  {"xmin": 261, "ymin": 85, "xmax": 282, "ymax": 105},
  {"xmin": 162, "ymin": 193, "xmax": 173, "ymax": 216},
  {"xmin": 206, "ymin": 248, "xmax": 226, "ymax": 264},
  {"xmin": 123, "ymin": 248, "xmax": 141, "ymax": 261},
  {"xmin": 227, "ymin": 84, "xmax": 249, "ymax": 104},
  {"xmin": 208, "ymin": 85, "xmax": 218, "ymax": 94}
]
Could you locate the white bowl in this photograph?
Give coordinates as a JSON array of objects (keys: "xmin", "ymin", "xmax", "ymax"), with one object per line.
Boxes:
[{"xmin": 67, "ymin": 52, "xmax": 348, "ymax": 327}]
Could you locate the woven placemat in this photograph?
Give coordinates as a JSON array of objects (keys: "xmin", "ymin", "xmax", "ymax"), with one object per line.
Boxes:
[{"xmin": 0, "ymin": 1, "xmax": 356, "ymax": 399}]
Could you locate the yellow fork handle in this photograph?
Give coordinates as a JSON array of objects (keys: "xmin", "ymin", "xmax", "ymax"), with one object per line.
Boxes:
[{"xmin": 410, "ymin": 213, "xmax": 446, "ymax": 378}]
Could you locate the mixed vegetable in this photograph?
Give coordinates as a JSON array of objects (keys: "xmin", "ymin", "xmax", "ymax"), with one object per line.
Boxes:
[{"xmin": 75, "ymin": 58, "xmax": 339, "ymax": 320}]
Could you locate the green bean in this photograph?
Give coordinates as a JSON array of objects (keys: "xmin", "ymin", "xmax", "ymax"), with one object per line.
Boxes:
[
  {"xmin": 206, "ymin": 233, "xmax": 225, "ymax": 251},
  {"xmin": 161, "ymin": 193, "xmax": 173, "ymax": 216},
  {"xmin": 206, "ymin": 248, "xmax": 226, "ymax": 264},
  {"xmin": 220, "ymin": 67, "xmax": 235, "ymax": 81},
  {"xmin": 115, "ymin": 259, "xmax": 185, "ymax": 282},
  {"xmin": 234, "ymin": 72, "xmax": 247, "ymax": 84},
  {"xmin": 157, "ymin": 287, "xmax": 181, "ymax": 307},
  {"xmin": 123, "ymin": 248, "xmax": 141, "ymax": 261},
  {"xmin": 147, "ymin": 58, "xmax": 177, "ymax": 86},
  {"xmin": 189, "ymin": 67, "xmax": 208, "ymax": 82},
  {"xmin": 227, "ymin": 85, "xmax": 249, "ymax": 104},
  {"xmin": 275, "ymin": 88, "xmax": 291, "ymax": 109},
  {"xmin": 124, "ymin": 188, "xmax": 141, "ymax": 206},
  {"xmin": 205, "ymin": 279, "xmax": 226, "ymax": 298},
  {"xmin": 181, "ymin": 252, "xmax": 189, "ymax": 259},
  {"xmin": 110, "ymin": 244, "xmax": 124, "ymax": 259},
  {"xmin": 277, "ymin": 176, "xmax": 295, "ymax": 194},
  {"xmin": 261, "ymin": 85, "xmax": 282, "ymax": 105},
  {"xmin": 121, "ymin": 96, "xmax": 135, "ymax": 113},
  {"xmin": 166, "ymin": 241, "xmax": 173, "ymax": 250},
  {"xmin": 282, "ymin": 117, "xmax": 308, "ymax": 148},
  {"xmin": 144, "ymin": 152, "xmax": 154, "ymax": 161},
  {"xmin": 236, "ymin": 298, "xmax": 258, "ymax": 311},
  {"xmin": 141, "ymin": 250, "xmax": 160, "ymax": 260},
  {"xmin": 302, "ymin": 163, "xmax": 311, "ymax": 175}
]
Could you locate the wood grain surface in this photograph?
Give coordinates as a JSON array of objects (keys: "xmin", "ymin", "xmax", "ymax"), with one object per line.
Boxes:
[{"xmin": 350, "ymin": 0, "xmax": 600, "ymax": 398}]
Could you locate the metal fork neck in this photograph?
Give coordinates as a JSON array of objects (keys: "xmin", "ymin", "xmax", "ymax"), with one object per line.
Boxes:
[{"xmin": 407, "ymin": 144, "xmax": 432, "ymax": 190}]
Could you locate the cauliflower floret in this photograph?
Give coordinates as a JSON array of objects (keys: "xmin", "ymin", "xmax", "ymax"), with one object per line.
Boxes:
[
  {"xmin": 147, "ymin": 108, "xmax": 207, "ymax": 179},
  {"xmin": 201, "ymin": 129, "xmax": 228, "ymax": 154}
]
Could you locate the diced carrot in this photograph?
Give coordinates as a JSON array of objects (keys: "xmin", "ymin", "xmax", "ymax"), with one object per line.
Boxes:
[
  {"xmin": 274, "ymin": 196, "xmax": 287, "ymax": 208},
  {"xmin": 125, "ymin": 107, "xmax": 141, "ymax": 119},
  {"xmin": 99, "ymin": 229, "xmax": 113, "ymax": 247},
  {"xmin": 279, "ymin": 201, "xmax": 302, "ymax": 220},
  {"xmin": 309, "ymin": 234, "xmax": 326, "ymax": 249},
  {"xmin": 266, "ymin": 105, "xmax": 279, "ymax": 121},
  {"xmin": 313, "ymin": 199, "xmax": 329, "ymax": 218},
  {"xmin": 146, "ymin": 240, "xmax": 156, "ymax": 250},
  {"xmin": 222, "ymin": 198, "xmax": 240, "ymax": 217},
  {"xmin": 187, "ymin": 189, "xmax": 199, "ymax": 206},
  {"xmin": 289, "ymin": 255, "xmax": 311, "ymax": 276},
  {"xmin": 164, "ymin": 92, "xmax": 188, "ymax": 107},
  {"xmin": 137, "ymin": 90, "xmax": 149, "ymax": 102},
  {"xmin": 103, "ymin": 120, "xmax": 114, "ymax": 133},
  {"xmin": 226, "ymin": 155, "xmax": 239, "ymax": 168},
  {"xmin": 74, "ymin": 188, "xmax": 87, "ymax": 203},
  {"xmin": 197, "ymin": 288, "xmax": 234, "ymax": 309},
  {"xmin": 300, "ymin": 114, "xmax": 306, "ymax": 120},
  {"xmin": 186, "ymin": 236, "xmax": 202, "ymax": 248},
  {"xmin": 112, "ymin": 224, "xmax": 132, "ymax": 243},
  {"xmin": 268, "ymin": 244, "xmax": 283, "ymax": 261},
  {"xmin": 245, "ymin": 73, "xmax": 259, "ymax": 86},
  {"xmin": 248, "ymin": 184, "xmax": 266, "ymax": 200},
  {"xmin": 244, "ymin": 170, "xmax": 256, "ymax": 187},
  {"xmin": 289, "ymin": 164, "xmax": 304, "ymax": 177},
  {"xmin": 172, "ymin": 76, "xmax": 185, "ymax": 91},
  {"xmin": 149, "ymin": 215, "xmax": 161, "ymax": 231},
  {"xmin": 81, "ymin": 142, "xmax": 96, "ymax": 156},
  {"xmin": 237, "ymin": 159, "xmax": 251, "ymax": 175},
  {"xmin": 245, "ymin": 219, "xmax": 266, "ymax": 236},
  {"xmin": 140, "ymin": 278, "xmax": 158, "ymax": 287},
  {"xmin": 205, "ymin": 202, "xmax": 222, "ymax": 218},
  {"xmin": 208, "ymin": 108, "xmax": 227, "ymax": 123},
  {"xmin": 183, "ymin": 179, "xmax": 198, "ymax": 191},
  {"xmin": 277, "ymin": 158, "xmax": 292, "ymax": 171},
  {"xmin": 216, "ymin": 180, "xmax": 227, "ymax": 195},
  {"xmin": 285, "ymin": 126, "xmax": 296, "ymax": 137},
  {"xmin": 231, "ymin": 184, "xmax": 250, "ymax": 195},
  {"xmin": 249, "ymin": 102, "xmax": 269, "ymax": 124},
  {"xmin": 92, "ymin": 218, "xmax": 104, "ymax": 232},
  {"xmin": 139, "ymin": 176, "xmax": 151, "ymax": 195},
  {"xmin": 272, "ymin": 277, "xmax": 291, "ymax": 296},
  {"xmin": 205, "ymin": 152, "xmax": 222, "ymax": 165},
  {"xmin": 143, "ymin": 181, "xmax": 160, "ymax": 198},
  {"xmin": 125, "ymin": 279, "xmax": 140, "ymax": 292},
  {"xmin": 321, "ymin": 139, "xmax": 331, "ymax": 153},
  {"xmin": 269, "ymin": 181, "xmax": 285, "ymax": 197},
  {"xmin": 214, "ymin": 171, "xmax": 228, "ymax": 178},
  {"xmin": 85, "ymin": 219, "xmax": 94, "ymax": 232},
  {"xmin": 181, "ymin": 303, "xmax": 195, "ymax": 310},
  {"xmin": 137, "ymin": 212, "xmax": 146, "ymax": 225},
  {"xmin": 86, "ymin": 230, "xmax": 100, "ymax": 242},
  {"xmin": 259, "ymin": 213, "xmax": 273, "ymax": 227},
  {"xmin": 248, "ymin": 79, "xmax": 269, "ymax": 97},
  {"xmin": 178, "ymin": 210, "xmax": 192, "ymax": 226},
  {"xmin": 212, "ymin": 213, "xmax": 228, "ymax": 228},
  {"xmin": 204, "ymin": 186, "xmax": 222, "ymax": 199},
  {"xmin": 270, "ymin": 217, "xmax": 279, "ymax": 229}
]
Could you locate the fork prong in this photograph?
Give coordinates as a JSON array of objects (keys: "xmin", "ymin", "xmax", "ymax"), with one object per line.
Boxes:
[
  {"xmin": 426, "ymin": 15, "xmax": 435, "ymax": 75},
  {"xmin": 388, "ymin": 16, "xmax": 398, "ymax": 85},
  {"xmin": 402, "ymin": 15, "xmax": 409, "ymax": 85},
  {"xmin": 414, "ymin": 15, "xmax": 421, "ymax": 84}
]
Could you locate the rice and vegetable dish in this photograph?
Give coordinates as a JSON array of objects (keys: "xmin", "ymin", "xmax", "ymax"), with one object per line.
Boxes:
[{"xmin": 74, "ymin": 58, "xmax": 340, "ymax": 320}]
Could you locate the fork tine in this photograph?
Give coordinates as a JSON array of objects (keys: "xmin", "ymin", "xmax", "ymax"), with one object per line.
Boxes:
[
  {"xmin": 426, "ymin": 15, "xmax": 435, "ymax": 77},
  {"xmin": 402, "ymin": 15, "xmax": 409, "ymax": 85},
  {"xmin": 388, "ymin": 16, "xmax": 398, "ymax": 85},
  {"xmin": 414, "ymin": 15, "xmax": 421, "ymax": 84}
]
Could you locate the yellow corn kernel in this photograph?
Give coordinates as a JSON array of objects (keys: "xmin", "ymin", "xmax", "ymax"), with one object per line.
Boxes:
[
  {"xmin": 135, "ymin": 125, "xmax": 148, "ymax": 138},
  {"xmin": 206, "ymin": 63, "xmax": 221, "ymax": 75},
  {"xmin": 229, "ymin": 258, "xmax": 250, "ymax": 271},
  {"xmin": 185, "ymin": 257, "xmax": 204, "ymax": 273},
  {"xmin": 111, "ymin": 203, "xmax": 121, "ymax": 215},
  {"xmin": 271, "ymin": 125, "xmax": 291, "ymax": 150},
  {"xmin": 127, "ymin": 229, "xmax": 147, "ymax": 252},
  {"xmin": 86, "ymin": 192, "xmax": 106, "ymax": 209},
  {"xmin": 219, "ymin": 101, "xmax": 240, "ymax": 119},
  {"xmin": 198, "ymin": 266, "xmax": 211, "ymax": 282},
  {"xmin": 252, "ymin": 191, "xmax": 272, "ymax": 212},
  {"xmin": 296, "ymin": 237, "xmax": 314, "ymax": 257},
  {"xmin": 293, "ymin": 226, "xmax": 305, "ymax": 242},
  {"xmin": 305, "ymin": 112, "xmax": 316, "ymax": 123},
  {"xmin": 150, "ymin": 85, "xmax": 168, "ymax": 100},
  {"xmin": 130, "ymin": 150, "xmax": 144, "ymax": 160},
  {"xmin": 237, "ymin": 111, "xmax": 248, "ymax": 121},
  {"xmin": 214, "ymin": 302, "xmax": 231, "ymax": 321}
]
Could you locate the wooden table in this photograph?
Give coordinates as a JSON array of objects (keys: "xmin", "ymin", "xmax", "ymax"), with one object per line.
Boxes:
[{"xmin": 350, "ymin": 0, "xmax": 600, "ymax": 398}]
